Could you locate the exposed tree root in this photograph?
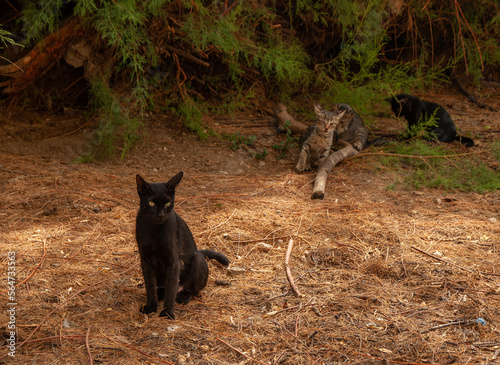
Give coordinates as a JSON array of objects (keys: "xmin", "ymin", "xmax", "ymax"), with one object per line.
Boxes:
[
  {"xmin": 311, "ymin": 145, "xmax": 359, "ymax": 200},
  {"xmin": 272, "ymin": 103, "xmax": 308, "ymax": 135},
  {"xmin": 0, "ymin": 18, "xmax": 86, "ymax": 94}
]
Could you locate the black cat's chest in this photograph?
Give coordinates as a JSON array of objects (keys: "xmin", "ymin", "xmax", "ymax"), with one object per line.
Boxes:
[{"xmin": 136, "ymin": 218, "xmax": 179, "ymax": 265}]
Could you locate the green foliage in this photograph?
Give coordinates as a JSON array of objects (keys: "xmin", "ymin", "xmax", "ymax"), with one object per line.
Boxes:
[
  {"xmin": 252, "ymin": 148, "xmax": 268, "ymax": 160},
  {"xmin": 77, "ymin": 80, "xmax": 142, "ymax": 161},
  {"xmin": 377, "ymin": 141, "xmax": 500, "ymax": 193},
  {"xmin": 0, "ymin": 25, "xmax": 22, "ymax": 49},
  {"xmin": 312, "ymin": 0, "xmax": 446, "ymax": 124},
  {"xmin": 398, "ymin": 109, "xmax": 440, "ymax": 142},
  {"xmin": 181, "ymin": 2, "xmax": 311, "ymax": 86},
  {"xmin": 224, "ymin": 132, "xmax": 268, "ymax": 160},
  {"xmin": 212, "ymin": 85, "xmax": 257, "ymax": 115},
  {"xmin": 20, "ymin": 0, "xmax": 64, "ymax": 44},
  {"xmin": 177, "ymin": 97, "xmax": 212, "ymax": 140},
  {"xmin": 226, "ymin": 133, "xmax": 256, "ymax": 151}
]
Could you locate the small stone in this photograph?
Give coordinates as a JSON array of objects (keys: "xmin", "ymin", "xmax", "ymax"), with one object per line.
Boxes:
[
  {"xmin": 227, "ymin": 266, "xmax": 246, "ymax": 276},
  {"xmin": 215, "ymin": 280, "xmax": 231, "ymax": 286},
  {"xmin": 63, "ymin": 318, "xmax": 72, "ymax": 328},
  {"xmin": 256, "ymin": 242, "xmax": 272, "ymax": 252}
]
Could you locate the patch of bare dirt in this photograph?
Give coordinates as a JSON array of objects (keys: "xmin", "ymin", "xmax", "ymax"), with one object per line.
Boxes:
[{"xmin": 0, "ymin": 85, "xmax": 499, "ymax": 364}]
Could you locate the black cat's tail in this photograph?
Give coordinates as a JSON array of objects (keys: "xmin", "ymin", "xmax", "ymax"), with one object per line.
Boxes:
[
  {"xmin": 199, "ymin": 249, "xmax": 230, "ymax": 266},
  {"xmin": 455, "ymin": 135, "xmax": 474, "ymax": 147}
]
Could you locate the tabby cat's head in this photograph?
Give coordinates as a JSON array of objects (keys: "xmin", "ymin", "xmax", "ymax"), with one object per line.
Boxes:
[
  {"xmin": 314, "ymin": 103, "xmax": 346, "ymax": 133},
  {"xmin": 136, "ymin": 172, "xmax": 183, "ymax": 222}
]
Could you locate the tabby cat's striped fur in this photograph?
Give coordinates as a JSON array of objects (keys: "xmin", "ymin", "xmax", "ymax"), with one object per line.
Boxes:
[
  {"xmin": 334, "ymin": 103, "xmax": 368, "ymax": 151},
  {"xmin": 296, "ymin": 103, "xmax": 346, "ymax": 172}
]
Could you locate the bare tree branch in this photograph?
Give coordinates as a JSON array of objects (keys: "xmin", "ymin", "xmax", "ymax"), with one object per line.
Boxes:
[{"xmin": 312, "ymin": 145, "xmax": 359, "ymax": 199}]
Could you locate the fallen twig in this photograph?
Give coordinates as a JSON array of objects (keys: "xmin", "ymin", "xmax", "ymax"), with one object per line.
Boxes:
[
  {"xmin": 412, "ymin": 246, "xmax": 500, "ymax": 278},
  {"xmin": 423, "ymin": 318, "xmax": 484, "ymax": 333},
  {"xmin": 217, "ymin": 337, "xmax": 267, "ymax": 365},
  {"xmin": 86, "ymin": 327, "xmax": 93, "ymax": 365},
  {"xmin": 14, "ymin": 238, "xmax": 47, "ymax": 290},
  {"xmin": 345, "ymin": 149, "xmax": 493, "ymax": 162},
  {"xmin": 285, "ymin": 238, "xmax": 304, "ymax": 297},
  {"xmin": 411, "ymin": 246, "xmax": 475, "ymax": 274},
  {"xmin": 163, "ymin": 44, "xmax": 210, "ymax": 68}
]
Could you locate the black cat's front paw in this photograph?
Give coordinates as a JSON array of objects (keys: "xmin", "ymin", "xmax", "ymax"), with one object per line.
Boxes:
[
  {"xmin": 140, "ymin": 303, "xmax": 157, "ymax": 315},
  {"xmin": 176, "ymin": 291, "xmax": 193, "ymax": 305},
  {"xmin": 159, "ymin": 308, "xmax": 175, "ymax": 319}
]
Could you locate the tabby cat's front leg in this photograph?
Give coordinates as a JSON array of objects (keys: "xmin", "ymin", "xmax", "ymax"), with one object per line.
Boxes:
[
  {"xmin": 296, "ymin": 145, "xmax": 311, "ymax": 172},
  {"xmin": 315, "ymin": 148, "xmax": 330, "ymax": 168}
]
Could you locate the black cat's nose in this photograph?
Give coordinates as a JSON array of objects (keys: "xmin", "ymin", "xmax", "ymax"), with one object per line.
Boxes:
[{"xmin": 158, "ymin": 207, "xmax": 165, "ymax": 216}]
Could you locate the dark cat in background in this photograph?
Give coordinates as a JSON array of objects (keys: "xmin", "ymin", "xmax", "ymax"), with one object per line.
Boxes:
[
  {"xmin": 135, "ymin": 172, "xmax": 230, "ymax": 319},
  {"xmin": 386, "ymin": 94, "xmax": 474, "ymax": 147}
]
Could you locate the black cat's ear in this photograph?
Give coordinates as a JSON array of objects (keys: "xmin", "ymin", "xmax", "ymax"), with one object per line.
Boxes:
[
  {"xmin": 398, "ymin": 96, "xmax": 409, "ymax": 106},
  {"xmin": 384, "ymin": 97, "xmax": 393, "ymax": 103},
  {"xmin": 165, "ymin": 171, "xmax": 184, "ymax": 190},
  {"xmin": 136, "ymin": 175, "xmax": 150, "ymax": 195}
]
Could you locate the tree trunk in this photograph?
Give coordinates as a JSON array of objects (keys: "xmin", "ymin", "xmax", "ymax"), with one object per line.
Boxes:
[
  {"xmin": 0, "ymin": 17, "xmax": 85, "ymax": 94},
  {"xmin": 311, "ymin": 145, "xmax": 359, "ymax": 199},
  {"xmin": 272, "ymin": 103, "xmax": 308, "ymax": 135}
]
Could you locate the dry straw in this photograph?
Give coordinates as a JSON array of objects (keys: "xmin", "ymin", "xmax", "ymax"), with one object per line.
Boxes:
[{"xmin": 0, "ymin": 140, "xmax": 499, "ymax": 364}]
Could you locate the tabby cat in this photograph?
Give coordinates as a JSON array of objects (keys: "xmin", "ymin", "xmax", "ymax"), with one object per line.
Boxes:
[
  {"xmin": 334, "ymin": 103, "xmax": 369, "ymax": 151},
  {"xmin": 135, "ymin": 172, "xmax": 230, "ymax": 319},
  {"xmin": 296, "ymin": 103, "xmax": 346, "ymax": 172},
  {"xmin": 386, "ymin": 93, "xmax": 474, "ymax": 147}
]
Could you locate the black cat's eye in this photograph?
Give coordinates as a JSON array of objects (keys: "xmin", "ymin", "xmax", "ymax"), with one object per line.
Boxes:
[
  {"xmin": 148, "ymin": 201, "xmax": 155, "ymax": 207},
  {"xmin": 165, "ymin": 202, "xmax": 171, "ymax": 207}
]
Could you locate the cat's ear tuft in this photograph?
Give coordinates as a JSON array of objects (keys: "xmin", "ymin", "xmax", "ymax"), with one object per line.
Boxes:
[
  {"xmin": 313, "ymin": 102, "xmax": 323, "ymax": 113},
  {"xmin": 344, "ymin": 111, "xmax": 355, "ymax": 120},
  {"xmin": 166, "ymin": 171, "xmax": 184, "ymax": 190},
  {"xmin": 338, "ymin": 109, "xmax": 347, "ymax": 118},
  {"xmin": 136, "ymin": 175, "xmax": 149, "ymax": 194},
  {"xmin": 398, "ymin": 96, "xmax": 409, "ymax": 106}
]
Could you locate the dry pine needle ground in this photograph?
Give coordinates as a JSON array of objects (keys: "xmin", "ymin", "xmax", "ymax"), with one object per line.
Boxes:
[{"xmin": 1, "ymin": 92, "xmax": 500, "ymax": 364}]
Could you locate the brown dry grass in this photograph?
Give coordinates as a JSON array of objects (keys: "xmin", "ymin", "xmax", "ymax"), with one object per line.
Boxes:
[{"xmin": 0, "ymin": 89, "xmax": 499, "ymax": 364}]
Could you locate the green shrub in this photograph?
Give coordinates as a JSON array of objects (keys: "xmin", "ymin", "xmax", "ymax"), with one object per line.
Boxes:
[{"xmin": 377, "ymin": 141, "xmax": 500, "ymax": 193}]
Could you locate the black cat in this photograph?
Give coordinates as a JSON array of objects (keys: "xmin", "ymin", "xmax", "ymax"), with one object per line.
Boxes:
[
  {"xmin": 135, "ymin": 172, "xmax": 230, "ymax": 319},
  {"xmin": 386, "ymin": 94, "xmax": 474, "ymax": 147}
]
